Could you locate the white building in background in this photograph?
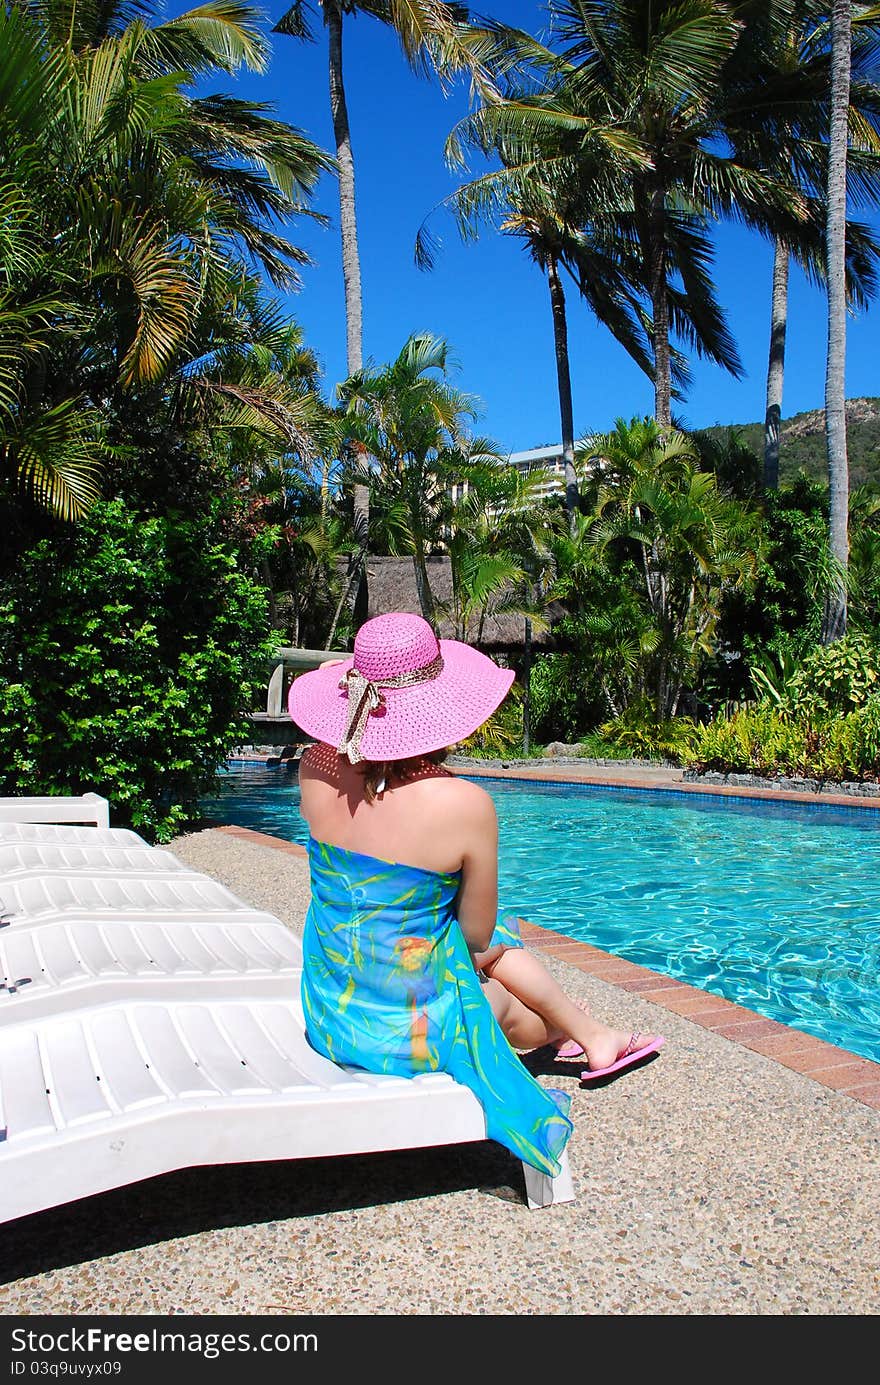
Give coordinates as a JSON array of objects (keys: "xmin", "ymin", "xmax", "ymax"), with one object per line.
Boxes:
[
  {"xmin": 506, "ymin": 444, "xmax": 566, "ymax": 499},
  {"xmin": 448, "ymin": 443, "xmax": 576, "ymax": 508}
]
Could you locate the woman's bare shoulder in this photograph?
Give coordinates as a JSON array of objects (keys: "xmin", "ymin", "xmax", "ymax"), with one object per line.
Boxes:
[
  {"xmin": 408, "ymin": 769, "xmax": 497, "ymax": 819},
  {"xmin": 299, "ymin": 742, "xmax": 338, "ymax": 780}
]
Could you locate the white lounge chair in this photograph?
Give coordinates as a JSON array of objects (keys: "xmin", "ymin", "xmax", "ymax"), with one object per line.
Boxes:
[
  {"xmin": 0, "ymin": 807, "xmax": 575, "ymax": 1221},
  {"xmin": 0, "ymin": 915, "xmax": 303, "ymax": 1022},
  {"xmin": 0, "ymin": 822, "xmax": 144, "ymax": 846},
  {"xmin": 0, "ymin": 794, "xmax": 110, "ymax": 828},
  {"xmin": 0, "ymin": 873, "xmax": 284, "ymax": 928},
  {"xmin": 0, "ymin": 841, "xmax": 197, "ymax": 880}
]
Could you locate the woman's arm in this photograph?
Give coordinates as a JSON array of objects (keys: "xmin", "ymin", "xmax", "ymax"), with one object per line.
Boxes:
[{"xmin": 453, "ymin": 785, "xmax": 501, "ymax": 954}]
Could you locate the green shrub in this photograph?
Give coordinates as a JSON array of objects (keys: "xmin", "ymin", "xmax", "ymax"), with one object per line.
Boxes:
[
  {"xmin": 785, "ymin": 632, "xmax": 879, "ymax": 716},
  {"xmin": 458, "ymin": 680, "xmax": 524, "ymax": 757},
  {"xmin": 527, "ymin": 650, "xmax": 608, "ymax": 744},
  {"xmin": 681, "ymin": 706, "xmax": 808, "ymax": 775},
  {"xmin": 0, "ymin": 499, "xmax": 274, "ymax": 840},
  {"xmin": 815, "ymin": 698, "xmax": 880, "ymax": 780},
  {"xmin": 682, "ymin": 699, "xmax": 880, "ymax": 782},
  {"xmin": 599, "ymin": 702, "xmax": 698, "ymax": 762},
  {"xmin": 575, "ymin": 732, "xmax": 637, "ymax": 760}
]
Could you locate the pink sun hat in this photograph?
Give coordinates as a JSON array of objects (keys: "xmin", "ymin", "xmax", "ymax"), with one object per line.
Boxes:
[{"xmin": 288, "ymin": 612, "xmax": 515, "ymax": 764}]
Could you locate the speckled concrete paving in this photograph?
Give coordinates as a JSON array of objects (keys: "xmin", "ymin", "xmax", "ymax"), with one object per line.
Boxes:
[{"xmin": 1, "ymin": 829, "xmax": 878, "ymax": 1317}]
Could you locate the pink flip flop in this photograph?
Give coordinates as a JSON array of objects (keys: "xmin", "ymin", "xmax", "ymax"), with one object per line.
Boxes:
[{"xmin": 579, "ymin": 1033, "xmax": 666, "ymax": 1081}]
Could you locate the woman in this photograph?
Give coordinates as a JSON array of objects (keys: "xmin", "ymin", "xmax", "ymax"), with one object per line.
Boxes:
[{"xmin": 289, "ymin": 612, "xmax": 663, "ymax": 1178}]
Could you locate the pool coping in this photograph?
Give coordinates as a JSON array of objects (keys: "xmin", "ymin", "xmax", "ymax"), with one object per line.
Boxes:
[
  {"xmin": 213, "ymin": 769, "xmax": 880, "ymax": 1114},
  {"xmin": 450, "ymin": 760, "xmax": 880, "ymax": 809}
]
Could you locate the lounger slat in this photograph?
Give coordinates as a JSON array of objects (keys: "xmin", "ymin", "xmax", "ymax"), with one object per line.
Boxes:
[
  {"xmin": 173, "ymin": 1007, "xmax": 273, "ymax": 1095},
  {"xmin": 128, "ymin": 1007, "xmax": 223, "ymax": 1099},
  {"xmin": 251, "ymin": 1004, "xmax": 370, "ymax": 1088},
  {"xmin": 40, "ymin": 1020, "xmax": 113, "ymax": 1127},
  {"xmin": 200, "ymin": 1004, "xmax": 332, "ymax": 1092},
  {"xmin": 7, "ymin": 926, "xmax": 84, "ymax": 987},
  {"xmin": 96, "ymin": 924, "xmax": 157, "ymax": 973},
  {"xmin": 88, "ymin": 1011, "xmax": 167, "ymax": 1112},
  {"xmin": 173, "ymin": 925, "xmax": 251, "ymax": 974},
  {"xmin": 0, "ymin": 1028, "xmax": 56, "ymax": 1138}
]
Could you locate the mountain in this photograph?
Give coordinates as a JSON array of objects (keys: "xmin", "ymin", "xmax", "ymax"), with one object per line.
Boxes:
[{"xmin": 695, "ymin": 396, "xmax": 880, "ymax": 490}]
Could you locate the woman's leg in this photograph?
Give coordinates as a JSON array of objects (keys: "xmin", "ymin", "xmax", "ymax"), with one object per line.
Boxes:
[{"xmin": 476, "ymin": 941, "xmax": 658, "ymax": 1072}]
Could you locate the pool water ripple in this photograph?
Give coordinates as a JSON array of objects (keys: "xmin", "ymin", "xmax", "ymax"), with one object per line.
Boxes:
[{"xmin": 199, "ymin": 762, "xmax": 880, "ymax": 1064}]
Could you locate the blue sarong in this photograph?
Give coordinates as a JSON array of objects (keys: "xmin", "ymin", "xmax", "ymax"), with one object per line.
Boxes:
[{"xmin": 301, "ymin": 837, "xmax": 573, "ymax": 1177}]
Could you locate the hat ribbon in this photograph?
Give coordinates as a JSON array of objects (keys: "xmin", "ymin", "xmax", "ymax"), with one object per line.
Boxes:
[{"xmin": 337, "ymin": 653, "xmax": 444, "ymax": 764}]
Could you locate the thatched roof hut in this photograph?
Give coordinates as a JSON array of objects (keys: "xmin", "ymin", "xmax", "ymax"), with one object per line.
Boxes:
[{"xmin": 364, "ymin": 555, "xmax": 564, "ymax": 656}]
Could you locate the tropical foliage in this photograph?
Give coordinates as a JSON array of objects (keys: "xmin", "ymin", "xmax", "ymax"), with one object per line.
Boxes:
[
  {"xmin": 0, "ymin": 0, "xmax": 332, "ymax": 529},
  {"xmin": 0, "ymin": 0, "xmax": 334, "ymax": 835},
  {"xmin": 0, "ymin": 499, "xmax": 274, "ymax": 841},
  {"xmin": 2, "ymin": 0, "xmax": 880, "ymax": 816},
  {"xmin": 554, "ymin": 418, "xmax": 763, "ymax": 720}
]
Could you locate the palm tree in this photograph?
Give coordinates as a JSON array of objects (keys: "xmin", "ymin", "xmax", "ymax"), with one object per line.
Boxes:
[
  {"xmin": 273, "ymin": 1, "xmax": 497, "ymax": 622},
  {"xmin": 717, "ymin": 2, "xmax": 880, "ymax": 490},
  {"xmin": 442, "ymin": 459, "xmax": 554, "ymax": 645},
  {"xmin": 182, "ymin": 278, "xmax": 333, "ymax": 469},
  {"xmin": 274, "ymin": 0, "xmax": 496, "ymax": 374},
  {"xmin": 419, "ymin": 145, "xmax": 657, "ymax": 532},
  {"xmin": 337, "ymin": 331, "xmax": 490, "ymax": 627},
  {"xmin": 542, "ymin": 1, "xmax": 755, "ymax": 428},
  {"xmin": 419, "ymin": 45, "xmax": 665, "ymax": 532},
  {"xmin": 823, "ymin": 0, "xmax": 853, "ymax": 641},
  {"xmin": 0, "ymin": 4, "xmax": 108, "ymax": 520},
  {"xmin": 582, "ymin": 416, "xmax": 763, "ymax": 718},
  {"xmin": 0, "ymin": 1, "xmax": 331, "ymax": 523},
  {"xmin": 431, "ymin": 0, "xmax": 803, "ymax": 460}
]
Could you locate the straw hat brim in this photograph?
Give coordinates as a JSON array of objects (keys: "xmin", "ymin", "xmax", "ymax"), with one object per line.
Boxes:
[{"xmin": 288, "ymin": 639, "xmax": 515, "ymax": 761}]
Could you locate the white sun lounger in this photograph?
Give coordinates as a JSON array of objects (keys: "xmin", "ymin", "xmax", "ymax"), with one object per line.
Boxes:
[
  {"xmin": 0, "ymin": 916, "xmax": 303, "ymax": 1022},
  {"xmin": 0, "ymin": 794, "xmax": 110, "ymax": 828},
  {"xmin": 0, "ymin": 841, "xmax": 197, "ymax": 880},
  {"xmin": 0, "ymin": 873, "xmax": 284, "ymax": 929},
  {"xmin": 0, "ymin": 811, "xmax": 575, "ymax": 1221},
  {"xmin": 0, "ymin": 823, "xmax": 145, "ymax": 847},
  {"xmin": 0, "ymin": 998, "xmax": 534, "ymax": 1224}
]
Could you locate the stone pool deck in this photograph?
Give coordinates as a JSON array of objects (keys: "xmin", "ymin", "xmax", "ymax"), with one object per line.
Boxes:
[{"xmin": 1, "ymin": 763, "xmax": 878, "ymax": 1316}]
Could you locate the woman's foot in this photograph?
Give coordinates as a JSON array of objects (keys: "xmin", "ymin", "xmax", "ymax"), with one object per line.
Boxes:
[
  {"xmin": 555, "ymin": 1021, "xmax": 664, "ymax": 1073},
  {"xmin": 581, "ymin": 1031, "xmax": 666, "ymax": 1079}
]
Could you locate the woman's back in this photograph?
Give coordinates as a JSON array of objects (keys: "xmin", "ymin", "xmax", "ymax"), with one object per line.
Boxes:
[{"xmin": 298, "ymin": 742, "xmax": 500, "ymax": 914}]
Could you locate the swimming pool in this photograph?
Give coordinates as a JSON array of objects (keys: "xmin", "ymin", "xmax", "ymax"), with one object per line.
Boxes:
[{"xmin": 198, "ymin": 761, "xmax": 880, "ymax": 1065}]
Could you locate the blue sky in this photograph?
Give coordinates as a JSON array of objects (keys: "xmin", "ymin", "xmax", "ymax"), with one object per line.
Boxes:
[{"xmin": 211, "ymin": 1, "xmax": 879, "ymax": 455}]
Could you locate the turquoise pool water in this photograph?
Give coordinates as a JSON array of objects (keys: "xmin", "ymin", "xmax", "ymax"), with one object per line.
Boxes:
[{"xmin": 199, "ymin": 761, "xmax": 880, "ymax": 1065}]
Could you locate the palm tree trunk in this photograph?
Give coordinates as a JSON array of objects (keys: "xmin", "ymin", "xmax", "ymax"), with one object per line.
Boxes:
[
  {"xmin": 325, "ymin": 542, "xmax": 366, "ymax": 650},
  {"xmin": 822, "ymin": 0, "xmax": 851, "ymax": 644},
  {"xmin": 412, "ymin": 545, "xmax": 437, "ymax": 627},
  {"xmin": 522, "ymin": 613, "xmax": 532, "ymax": 756},
  {"xmin": 328, "ymin": 4, "xmax": 362, "ymax": 376},
  {"xmin": 327, "ymin": 2, "xmax": 369, "ymax": 629},
  {"xmin": 546, "ymin": 254, "xmax": 579, "ymax": 533},
  {"xmin": 648, "ymin": 190, "xmax": 672, "ymax": 429},
  {"xmin": 763, "ymin": 239, "xmax": 789, "ymax": 492}
]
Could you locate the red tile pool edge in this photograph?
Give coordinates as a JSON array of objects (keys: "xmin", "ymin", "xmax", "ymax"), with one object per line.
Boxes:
[{"xmin": 216, "ymin": 820, "xmax": 880, "ymax": 1114}]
